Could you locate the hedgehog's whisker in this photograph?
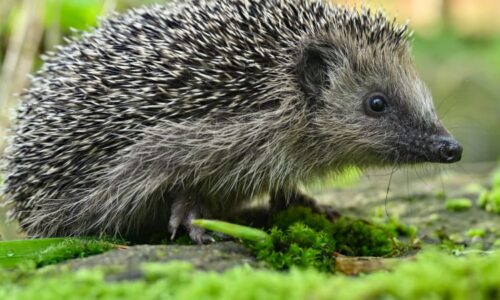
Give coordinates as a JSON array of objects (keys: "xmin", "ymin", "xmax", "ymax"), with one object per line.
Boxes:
[{"xmin": 384, "ymin": 165, "xmax": 397, "ymax": 219}]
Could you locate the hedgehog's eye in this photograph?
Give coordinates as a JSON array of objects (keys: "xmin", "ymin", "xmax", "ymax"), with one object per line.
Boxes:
[
  {"xmin": 364, "ymin": 94, "xmax": 388, "ymax": 116},
  {"xmin": 369, "ymin": 97, "xmax": 385, "ymax": 112}
]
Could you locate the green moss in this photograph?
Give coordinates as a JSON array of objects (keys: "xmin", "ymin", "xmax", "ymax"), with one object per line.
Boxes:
[
  {"xmin": 275, "ymin": 207, "xmax": 403, "ymax": 257},
  {"xmin": 466, "ymin": 228, "xmax": 486, "ymax": 238},
  {"xmin": 487, "ymin": 189, "xmax": 500, "ymax": 213},
  {"xmin": 34, "ymin": 238, "xmax": 117, "ymax": 267},
  {"xmin": 445, "ymin": 198, "xmax": 472, "ymax": 211},
  {"xmin": 1, "ymin": 250, "xmax": 500, "ymax": 300},
  {"xmin": 272, "ymin": 206, "xmax": 334, "ymax": 233},
  {"xmin": 272, "ymin": 207, "xmax": 408, "ymax": 244},
  {"xmin": 477, "ymin": 166, "xmax": 500, "ymax": 214},
  {"xmin": 478, "ymin": 188, "xmax": 500, "ymax": 214},
  {"xmin": 373, "ymin": 217, "xmax": 418, "ymax": 239},
  {"xmin": 330, "ymin": 217, "xmax": 397, "ymax": 257},
  {"xmin": 0, "ymin": 238, "xmax": 117, "ymax": 268},
  {"xmin": 433, "ymin": 228, "xmax": 466, "ymax": 252},
  {"xmin": 252, "ymin": 223, "xmax": 335, "ymax": 272},
  {"xmin": 245, "ymin": 207, "xmax": 405, "ymax": 271},
  {"xmin": 478, "ymin": 190, "xmax": 490, "ymax": 208}
]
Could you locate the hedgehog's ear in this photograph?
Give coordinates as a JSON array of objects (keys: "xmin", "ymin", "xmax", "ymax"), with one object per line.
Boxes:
[{"xmin": 297, "ymin": 41, "xmax": 336, "ymax": 104}]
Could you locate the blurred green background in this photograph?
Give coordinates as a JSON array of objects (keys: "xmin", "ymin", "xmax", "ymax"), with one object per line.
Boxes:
[{"xmin": 0, "ymin": 0, "xmax": 499, "ymax": 239}]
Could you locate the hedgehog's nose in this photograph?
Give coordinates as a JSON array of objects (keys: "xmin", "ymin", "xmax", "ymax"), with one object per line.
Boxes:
[{"xmin": 434, "ymin": 136, "xmax": 463, "ymax": 163}]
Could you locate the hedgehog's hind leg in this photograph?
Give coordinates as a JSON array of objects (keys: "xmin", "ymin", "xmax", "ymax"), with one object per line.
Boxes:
[
  {"xmin": 168, "ymin": 191, "xmax": 215, "ymax": 244},
  {"xmin": 270, "ymin": 188, "xmax": 317, "ymax": 212},
  {"xmin": 270, "ymin": 188, "xmax": 341, "ymax": 221}
]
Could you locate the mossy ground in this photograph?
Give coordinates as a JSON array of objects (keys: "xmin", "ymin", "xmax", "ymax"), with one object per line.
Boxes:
[
  {"xmin": 1, "ymin": 250, "xmax": 500, "ymax": 300},
  {"xmin": 478, "ymin": 167, "xmax": 500, "ymax": 214},
  {"xmin": 0, "ymin": 164, "xmax": 499, "ymax": 299},
  {"xmin": 247, "ymin": 206, "xmax": 414, "ymax": 272}
]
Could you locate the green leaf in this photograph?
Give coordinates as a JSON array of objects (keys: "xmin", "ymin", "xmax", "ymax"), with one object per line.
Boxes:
[
  {"xmin": 0, "ymin": 238, "xmax": 66, "ymax": 267},
  {"xmin": 192, "ymin": 219, "xmax": 269, "ymax": 242}
]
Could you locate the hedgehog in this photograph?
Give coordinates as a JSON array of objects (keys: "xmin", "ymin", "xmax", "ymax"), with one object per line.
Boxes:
[{"xmin": 2, "ymin": 0, "xmax": 462, "ymax": 243}]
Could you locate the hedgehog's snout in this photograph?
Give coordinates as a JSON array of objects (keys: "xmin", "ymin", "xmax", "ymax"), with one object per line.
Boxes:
[
  {"xmin": 430, "ymin": 135, "xmax": 463, "ymax": 163},
  {"xmin": 390, "ymin": 131, "xmax": 463, "ymax": 164}
]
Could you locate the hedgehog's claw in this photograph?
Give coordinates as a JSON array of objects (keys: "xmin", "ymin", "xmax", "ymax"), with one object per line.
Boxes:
[
  {"xmin": 168, "ymin": 196, "xmax": 186, "ymax": 240},
  {"xmin": 168, "ymin": 194, "xmax": 214, "ymax": 244},
  {"xmin": 184, "ymin": 209, "xmax": 215, "ymax": 244}
]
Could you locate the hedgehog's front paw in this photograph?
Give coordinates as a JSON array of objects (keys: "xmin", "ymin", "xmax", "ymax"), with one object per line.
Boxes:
[{"xmin": 168, "ymin": 195, "xmax": 215, "ymax": 244}]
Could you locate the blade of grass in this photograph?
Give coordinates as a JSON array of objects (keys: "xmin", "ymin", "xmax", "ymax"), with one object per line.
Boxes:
[
  {"xmin": 192, "ymin": 219, "xmax": 269, "ymax": 242},
  {"xmin": 0, "ymin": 238, "xmax": 66, "ymax": 267}
]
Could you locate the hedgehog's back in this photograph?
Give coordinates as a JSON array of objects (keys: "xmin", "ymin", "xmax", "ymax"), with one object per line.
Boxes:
[{"xmin": 2, "ymin": 0, "xmax": 322, "ymax": 233}]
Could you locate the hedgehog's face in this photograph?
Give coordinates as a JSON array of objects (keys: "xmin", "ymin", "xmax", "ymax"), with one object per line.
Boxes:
[{"xmin": 298, "ymin": 39, "xmax": 462, "ymax": 167}]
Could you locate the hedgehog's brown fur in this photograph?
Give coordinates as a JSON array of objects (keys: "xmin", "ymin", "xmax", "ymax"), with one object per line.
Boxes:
[{"xmin": 2, "ymin": 0, "xmax": 461, "ymax": 243}]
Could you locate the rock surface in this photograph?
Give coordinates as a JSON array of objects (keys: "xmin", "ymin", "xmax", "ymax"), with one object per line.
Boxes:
[
  {"xmin": 59, "ymin": 241, "xmax": 261, "ymax": 274},
  {"xmin": 313, "ymin": 163, "xmax": 499, "ymax": 245}
]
